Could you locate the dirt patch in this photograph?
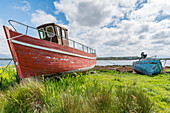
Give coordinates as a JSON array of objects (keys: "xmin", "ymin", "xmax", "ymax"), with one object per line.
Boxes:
[
  {"xmin": 93, "ymin": 65, "xmax": 133, "ymax": 73},
  {"xmin": 94, "ymin": 65, "xmax": 170, "ymax": 73},
  {"xmin": 162, "ymin": 66, "xmax": 170, "ymax": 73}
]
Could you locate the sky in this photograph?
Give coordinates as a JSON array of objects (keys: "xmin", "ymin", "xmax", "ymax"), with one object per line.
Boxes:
[{"xmin": 0, "ymin": 0, "xmax": 170, "ymax": 57}]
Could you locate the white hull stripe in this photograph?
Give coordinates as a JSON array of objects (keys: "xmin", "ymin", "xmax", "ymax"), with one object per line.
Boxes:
[{"xmin": 11, "ymin": 40, "xmax": 96, "ymax": 60}]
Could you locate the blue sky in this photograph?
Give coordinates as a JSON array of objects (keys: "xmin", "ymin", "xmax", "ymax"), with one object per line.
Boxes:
[
  {"xmin": 0, "ymin": 0, "xmax": 68, "ymax": 26},
  {"xmin": 0, "ymin": 0, "xmax": 170, "ymax": 57}
]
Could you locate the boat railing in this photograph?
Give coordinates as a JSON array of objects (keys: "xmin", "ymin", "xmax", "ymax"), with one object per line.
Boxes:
[
  {"xmin": 8, "ymin": 20, "xmax": 96, "ymax": 54},
  {"xmin": 66, "ymin": 38, "xmax": 96, "ymax": 54}
]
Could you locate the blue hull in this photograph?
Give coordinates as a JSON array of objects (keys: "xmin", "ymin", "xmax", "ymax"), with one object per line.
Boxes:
[{"xmin": 132, "ymin": 60, "xmax": 163, "ymax": 75}]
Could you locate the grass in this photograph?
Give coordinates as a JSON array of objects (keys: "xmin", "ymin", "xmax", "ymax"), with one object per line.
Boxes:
[
  {"xmin": 0, "ymin": 66, "xmax": 169, "ymax": 112},
  {"xmin": 97, "ymin": 70, "xmax": 170, "ymax": 112},
  {"xmin": 1, "ymin": 80, "xmax": 46, "ymax": 112},
  {"xmin": 0, "ymin": 65, "xmax": 19, "ymax": 90}
]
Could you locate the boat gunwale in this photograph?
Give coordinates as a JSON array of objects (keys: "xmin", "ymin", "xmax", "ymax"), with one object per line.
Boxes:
[{"xmin": 8, "ymin": 20, "xmax": 96, "ymax": 55}]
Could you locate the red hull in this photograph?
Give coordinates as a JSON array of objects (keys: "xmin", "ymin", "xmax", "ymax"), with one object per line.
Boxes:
[{"xmin": 3, "ymin": 26, "xmax": 96, "ymax": 79}]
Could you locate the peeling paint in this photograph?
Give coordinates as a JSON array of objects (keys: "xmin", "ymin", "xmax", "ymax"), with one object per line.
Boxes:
[
  {"xmin": 46, "ymin": 56, "xmax": 51, "ymax": 59},
  {"xmin": 16, "ymin": 62, "xmax": 18, "ymax": 66},
  {"xmin": 4, "ymin": 26, "xmax": 96, "ymax": 79},
  {"xmin": 60, "ymin": 58, "xmax": 69, "ymax": 61}
]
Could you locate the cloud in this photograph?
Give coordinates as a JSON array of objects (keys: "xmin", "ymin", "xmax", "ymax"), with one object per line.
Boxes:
[
  {"xmin": 129, "ymin": 0, "xmax": 170, "ymax": 22},
  {"xmin": 152, "ymin": 38, "xmax": 170, "ymax": 45},
  {"xmin": 104, "ymin": 40, "xmax": 124, "ymax": 47},
  {"xmin": 139, "ymin": 35, "xmax": 145, "ymax": 39},
  {"xmin": 31, "ymin": 10, "xmax": 57, "ymax": 26},
  {"xmin": 152, "ymin": 30, "xmax": 170, "ymax": 39},
  {"xmin": 152, "ymin": 40, "xmax": 165, "ymax": 44},
  {"xmin": 137, "ymin": 25, "xmax": 149, "ymax": 34},
  {"xmin": 53, "ymin": 0, "xmax": 170, "ymax": 57},
  {"xmin": 0, "ymin": 19, "xmax": 11, "ymax": 56},
  {"xmin": 14, "ymin": 1, "xmax": 31, "ymax": 12},
  {"xmin": 54, "ymin": 0, "xmax": 113, "ymax": 28},
  {"xmin": 54, "ymin": 0, "xmax": 140, "ymax": 28},
  {"xmin": 76, "ymin": 1, "xmax": 114, "ymax": 27}
]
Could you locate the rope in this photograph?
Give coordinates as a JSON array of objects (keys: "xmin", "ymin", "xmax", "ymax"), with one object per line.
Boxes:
[
  {"xmin": 0, "ymin": 34, "xmax": 24, "ymax": 44},
  {"xmin": 7, "ymin": 34, "xmax": 24, "ymax": 40},
  {"xmin": 0, "ymin": 59, "xmax": 13, "ymax": 76}
]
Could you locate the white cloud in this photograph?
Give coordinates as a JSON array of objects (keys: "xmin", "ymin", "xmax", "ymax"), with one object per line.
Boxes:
[
  {"xmin": 31, "ymin": 10, "xmax": 57, "ymax": 26},
  {"xmin": 15, "ymin": 1, "xmax": 31, "ymax": 12},
  {"xmin": 53, "ymin": 0, "xmax": 170, "ymax": 57},
  {"xmin": 0, "ymin": 19, "xmax": 11, "ymax": 56},
  {"xmin": 54, "ymin": 0, "xmax": 139, "ymax": 28},
  {"xmin": 130, "ymin": 0, "xmax": 170, "ymax": 22}
]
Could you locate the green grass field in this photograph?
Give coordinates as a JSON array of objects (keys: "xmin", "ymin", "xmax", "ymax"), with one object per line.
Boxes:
[{"xmin": 0, "ymin": 65, "xmax": 169, "ymax": 112}]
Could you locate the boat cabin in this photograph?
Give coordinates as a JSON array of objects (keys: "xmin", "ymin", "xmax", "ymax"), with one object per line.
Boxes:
[{"xmin": 37, "ymin": 23, "xmax": 69, "ymax": 46}]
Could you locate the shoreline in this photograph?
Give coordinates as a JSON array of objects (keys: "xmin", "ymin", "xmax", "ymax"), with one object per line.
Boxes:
[
  {"xmin": 94, "ymin": 65, "xmax": 170, "ymax": 73},
  {"xmin": 94, "ymin": 65, "xmax": 133, "ymax": 72}
]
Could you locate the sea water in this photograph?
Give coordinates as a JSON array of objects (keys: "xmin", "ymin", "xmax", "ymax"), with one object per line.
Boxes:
[
  {"xmin": 0, "ymin": 60, "xmax": 14, "ymax": 67},
  {"xmin": 1, "ymin": 60, "xmax": 170, "ymax": 67},
  {"xmin": 96, "ymin": 60, "xmax": 170, "ymax": 67}
]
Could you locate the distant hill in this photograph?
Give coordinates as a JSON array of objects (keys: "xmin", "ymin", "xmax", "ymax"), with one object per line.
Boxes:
[
  {"xmin": 0, "ymin": 54, "xmax": 13, "ymax": 66},
  {"xmin": 97, "ymin": 56, "xmax": 170, "ymax": 60},
  {"xmin": 97, "ymin": 56, "xmax": 140, "ymax": 60}
]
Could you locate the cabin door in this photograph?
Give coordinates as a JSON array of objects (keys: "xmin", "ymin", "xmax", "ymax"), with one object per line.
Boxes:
[
  {"xmin": 55, "ymin": 26, "xmax": 62, "ymax": 45},
  {"xmin": 61, "ymin": 29, "xmax": 69, "ymax": 46}
]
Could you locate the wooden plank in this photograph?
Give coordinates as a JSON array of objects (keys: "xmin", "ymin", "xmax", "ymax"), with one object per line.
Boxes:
[{"xmin": 4, "ymin": 25, "xmax": 96, "ymax": 79}]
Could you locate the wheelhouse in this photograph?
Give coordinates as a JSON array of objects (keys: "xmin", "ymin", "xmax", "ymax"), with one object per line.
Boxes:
[
  {"xmin": 37, "ymin": 23, "xmax": 69, "ymax": 46},
  {"xmin": 7, "ymin": 20, "xmax": 96, "ymax": 54}
]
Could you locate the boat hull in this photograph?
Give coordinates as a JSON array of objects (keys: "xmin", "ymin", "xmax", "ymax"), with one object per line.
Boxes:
[
  {"xmin": 3, "ymin": 26, "xmax": 96, "ymax": 79},
  {"xmin": 132, "ymin": 60, "xmax": 162, "ymax": 75}
]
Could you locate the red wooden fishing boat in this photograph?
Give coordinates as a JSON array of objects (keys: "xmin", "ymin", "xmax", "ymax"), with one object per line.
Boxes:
[{"xmin": 3, "ymin": 20, "xmax": 96, "ymax": 79}]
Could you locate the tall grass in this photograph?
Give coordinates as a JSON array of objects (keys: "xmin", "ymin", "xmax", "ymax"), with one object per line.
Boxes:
[
  {"xmin": 0, "ymin": 80, "xmax": 46, "ymax": 112},
  {"xmin": 0, "ymin": 65, "xmax": 19, "ymax": 90},
  {"xmin": 0, "ymin": 72, "xmax": 155, "ymax": 113},
  {"xmin": 114, "ymin": 85, "xmax": 154, "ymax": 113},
  {"xmin": 1, "ymin": 65, "xmax": 168, "ymax": 112}
]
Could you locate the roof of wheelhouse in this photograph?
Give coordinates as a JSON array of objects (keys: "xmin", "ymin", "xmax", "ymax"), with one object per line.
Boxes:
[{"xmin": 36, "ymin": 23, "xmax": 68, "ymax": 30}]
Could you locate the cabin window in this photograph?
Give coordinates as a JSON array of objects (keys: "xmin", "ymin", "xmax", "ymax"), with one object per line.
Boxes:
[
  {"xmin": 46, "ymin": 26, "xmax": 55, "ymax": 37},
  {"xmin": 38, "ymin": 28, "xmax": 46, "ymax": 39},
  {"xmin": 62, "ymin": 29, "xmax": 66, "ymax": 39},
  {"xmin": 56, "ymin": 27, "xmax": 60, "ymax": 37}
]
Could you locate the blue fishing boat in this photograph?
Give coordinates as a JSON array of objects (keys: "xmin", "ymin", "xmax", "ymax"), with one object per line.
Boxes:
[{"xmin": 132, "ymin": 52, "xmax": 163, "ymax": 75}]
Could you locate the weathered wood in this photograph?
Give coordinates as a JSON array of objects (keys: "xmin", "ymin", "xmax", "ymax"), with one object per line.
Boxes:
[{"xmin": 4, "ymin": 26, "xmax": 96, "ymax": 79}]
